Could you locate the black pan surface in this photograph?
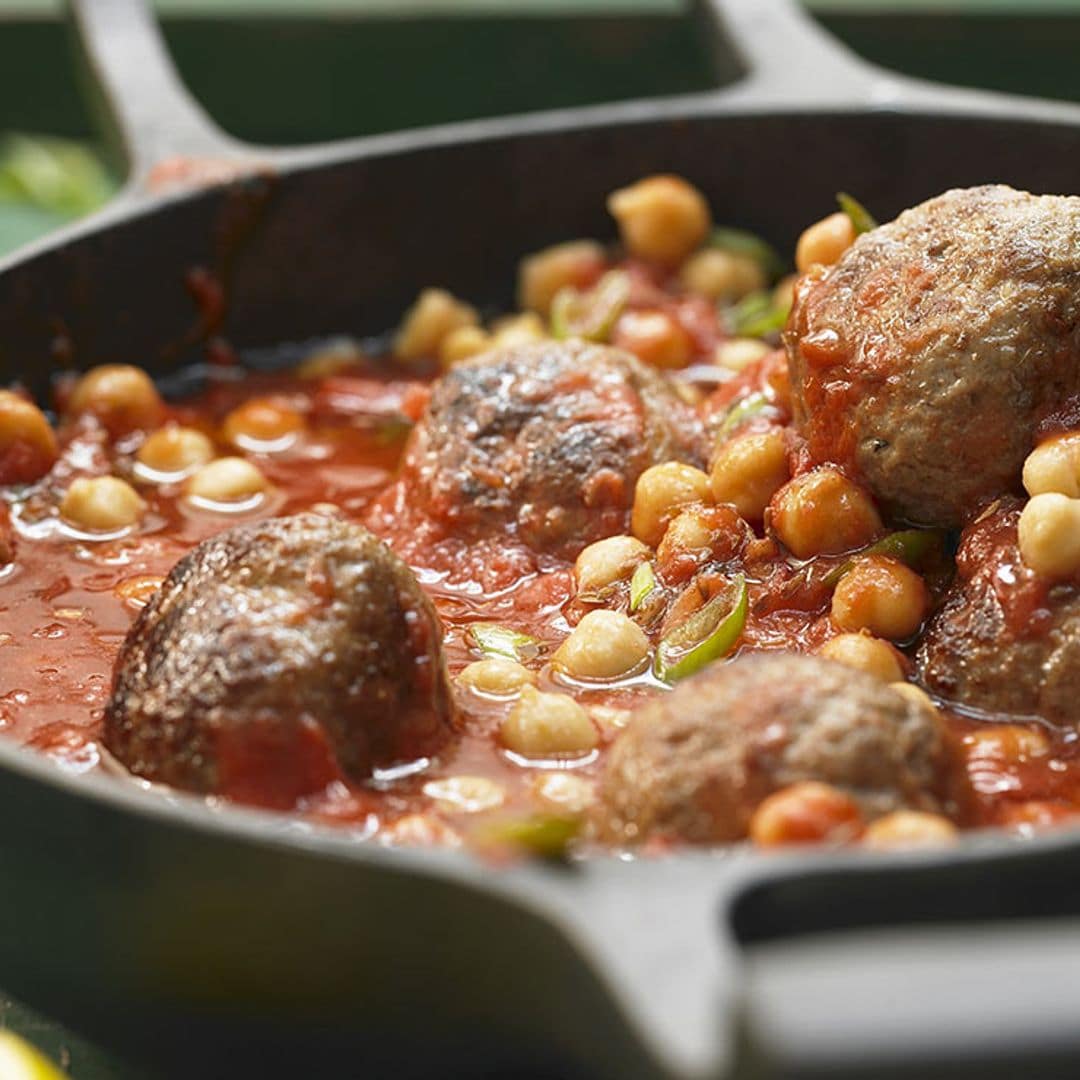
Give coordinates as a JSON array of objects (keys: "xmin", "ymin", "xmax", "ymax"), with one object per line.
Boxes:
[{"xmin": 5, "ymin": 2, "xmax": 1080, "ymax": 1077}]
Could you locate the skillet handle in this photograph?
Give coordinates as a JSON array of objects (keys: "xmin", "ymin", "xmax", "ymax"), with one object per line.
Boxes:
[{"xmin": 67, "ymin": 0, "xmax": 263, "ymax": 193}]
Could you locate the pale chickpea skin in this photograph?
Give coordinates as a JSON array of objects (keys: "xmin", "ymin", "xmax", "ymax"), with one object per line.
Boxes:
[
  {"xmin": 456, "ymin": 657, "xmax": 536, "ymax": 697},
  {"xmin": 553, "ymin": 609, "xmax": 651, "ymax": 681},
  {"xmin": 607, "ymin": 175, "xmax": 712, "ymax": 266},
  {"xmin": 422, "ymin": 775, "xmax": 506, "ymax": 814},
  {"xmin": 501, "ymin": 686, "xmax": 598, "ymax": 758},
  {"xmin": 710, "ymin": 429, "xmax": 789, "ymax": 523},
  {"xmin": 491, "ymin": 312, "xmax": 547, "ymax": 349},
  {"xmin": 818, "ymin": 632, "xmax": 904, "ymax": 683},
  {"xmin": 135, "ymin": 424, "xmax": 214, "ymax": 479},
  {"xmin": 60, "ymin": 476, "xmax": 145, "ymax": 532},
  {"xmin": 863, "ymin": 811, "xmax": 957, "ymax": 850},
  {"xmin": 714, "ymin": 337, "xmax": 771, "ymax": 373},
  {"xmin": 795, "ymin": 211, "xmax": 857, "ymax": 273},
  {"xmin": 66, "ymin": 364, "xmax": 164, "ymax": 437},
  {"xmin": 678, "ymin": 248, "xmax": 766, "ymax": 302},
  {"xmin": 769, "ymin": 467, "xmax": 882, "ymax": 558},
  {"xmin": 222, "ymin": 398, "xmax": 305, "ymax": 451},
  {"xmin": 1023, "ymin": 433, "xmax": 1080, "ymax": 498},
  {"xmin": 1018, "ymin": 492, "xmax": 1080, "ymax": 579},
  {"xmin": 888, "ymin": 681, "xmax": 939, "ymax": 715},
  {"xmin": 750, "ymin": 781, "xmax": 864, "ymax": 847},
  {"xmin": 394, "ymin": 288, "xmax": 479, "ymax": 361},
  {"xmin": 631, "ymin": 461, "xmax": 712, "ymax": 547},
  {"xmin": 517, "ymin": 240, "xmax": 606, "ymax": 316},
  {"xmin": 0, "ymin": 390, "xmax": 57, "ymax": 483},
  {"xmin": 439, "ymin": 325, "xmax": 491, "ymax": 367},
  {"xmin": 185, "ymin": 456, "xmax": 268, "ymax": 506},
  {"xmin": 831, "ymin": 555, "xmax": 930, "ymax": 641},
  {"xmin": 612, "ymin": 310, "xmax": 693, "ymax": 369},
  {"xmin": 574, "ymin": 534, "xmax": 649, "ymax": 596}
]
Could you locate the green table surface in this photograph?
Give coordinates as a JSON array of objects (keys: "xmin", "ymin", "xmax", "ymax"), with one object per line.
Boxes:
[{"xmin": 3, "ymin": 2, "xmax": 1080, "ymax": 1075}]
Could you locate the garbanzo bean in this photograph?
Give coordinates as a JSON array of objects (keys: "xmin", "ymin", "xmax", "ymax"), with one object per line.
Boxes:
[
  {"xmin": 136, "ymin": 424, "xmax": 214, "ymax": 478},
  {"xmin": 517, "ymin": 240, "xmax": 606, "ymax": 316},
  {"xmin": 631, "ymin": 461, "xmax": 712, "ymax": 547},
  {"xmin": 679, "ymin": 248, "xmax": 766, "ymax": 301},
  {"xmin": 553, "ymin": 609, "xmax": 650, "ymax": 680},
  {"xmin": 1018, "ymin": 492, "xmax": 1080, "ymax": 579},
  {"xmin": 749, "ymin": 781, "xmax": 863, "ymax": 847},
  {"xmin": 607, "ymin": 175, "xmax": 712, "ymax": 265},
  {"xmin": 710, "ymin": 429, "xmax": 789, "ymax": 523},
  {"xmin": 888, "ymin": 681, "xmax": 939, "ymax": 715},
  {"xmin": 772, "ymin": 273, "xmax": 798, "ymax": 311},
  {"xmin": 422, "ymin": 775, "xmax": 506, "ymax": 814},
  {"xmin": 491, "ymin": 312, "xmax": 546, "ymax": 349},
  {"xmin": 819, "ymin": 632, "xmax": 904, "ymax": 682},
  {"xmin": 394, "ymin": 288, "xmax": 479, "ymax": 361},
  {"xmin": 222, "ymin": 398, "xmax": 305, "ymax": 451},
  {"xmin": 966, "ymin": 724, "xmax": 1050, "ymax": 762},
  {"xmin": 67, "ymin": 364, "xmax": 164, "ymax": 437},
  {"xmin": 185, "ymin": 457, "xmax": 268, "ymax": 506},
  {"xmin": 769, "ymin": 467, "xmax": 882, "ymax": 558},
  {"xmin": 1023, "ymin": 433, "xmax": 1080, "ymax": 497},
  {"xmin": 831, "ymin": 555, "xmax": 930, "ymax": 640},
  {"xmin": 60, "ymin": 476, "xmax": 145, "ymax": 532},
  {"xmin": 795, "ymin": 211, "xmax": 857, "ymax": 273},
  {"xmin": 0, "ymin": 390, "xmax": 57, "ymax": 484},
  {"xmin": 714, "ymin": 337, "xmax": 771, "ymax": 373},
  {"xmin": 439, "ymin": 325, "xmax": 491, "ymax": 367},
  {"xmin": 612, "ymin": 310, "xmax": 694, "ymax": 369},
  {"xmin": 531, "ymin": 771, "xmax": 595, "ymax": 813},
  {"xmin": 501, "ymin": 686, "xmax": 598, "ymax": 757},
  {"xmin": 863, "ymin": 810, "xmax": 957, "ymax": 850},
  {"xmin": 574, "ymin": 534, "xmax": 649, "ymax": 595},
  {"xmin": 456, "ymin": 657, "xmax": 536, "ymax": 697}
]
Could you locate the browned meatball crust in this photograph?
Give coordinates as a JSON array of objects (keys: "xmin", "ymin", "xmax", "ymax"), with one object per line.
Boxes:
[
  {"xmin": 917, "ymin": 499, "xmax": 1080, "ymax": 724},
  {"xmin": 594, "ymin": 653, "xmax": 958, "ymax": 846},
  {"xmin": 787, "ymin": 185, "xmax": 1080, "ymax": 527},
  {"xmin": 399, "ymin": 340, "xmax": 705, "ymax": 557},
  {"xmin": 105, "ymin": 512, "xmax": 455, "ymax": 805}
]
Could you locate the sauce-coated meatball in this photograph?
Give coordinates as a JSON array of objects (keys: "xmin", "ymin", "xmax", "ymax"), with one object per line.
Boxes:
[
  {"xmin": 399, "ymin": 340, "xmax": 705, "ymax": 557},
  {"xmin": 105, "ymin": 513, "xmax": 455, "ymax": 806},
  {"xmin": 594, "ymin": 652, "xmax": 959, "ymax": 845},
  {"xmin": 787, "ymin": 186, "xmax": 1080, "ymax": 527},
  {"xmin": 917, "ymin": 499, "xmax": 1080, "ymax": 724}
]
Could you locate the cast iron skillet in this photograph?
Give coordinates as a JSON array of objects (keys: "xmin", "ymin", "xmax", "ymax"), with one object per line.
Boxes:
[{"xmin": 5, "ymin": 2, "xmax": 1080, "ymax": 1077}]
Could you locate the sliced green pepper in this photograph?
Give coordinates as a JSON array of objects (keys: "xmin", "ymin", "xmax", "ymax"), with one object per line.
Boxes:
[
  {"xmin": 727, "ymin": 289, "xmax": 790, "ymax": 338},
  {"xmin": 550, "ymin": 270, "xmax": 630, "ymax": 343},
  {"xmin": 836, "ymin": 191, "xmax": 878, "ymax": 235},
  {"xmin": 717, "ymin": 391, "xmax": 771, "ymax": 441},
  {"xmin": 466, "ymin": 623, "xmax": 542, "ymax": 662},
  {"xmin": 629, "ymin": 561, "xmax": 656, "ymax": 613},
  {"xmin": 823, "ymin": 529, "xmax": 943, "ymax": 588},
  {"xmin": 477, "ymin": 813, "xmax": 581, "ymax": 859},
  {"xmin": 655, "ymin": 573, "xmax": 748, "ymax": 683},
  {"xmin": 709, "ymin": 226, "xmax": 786, "ymax": 280}
]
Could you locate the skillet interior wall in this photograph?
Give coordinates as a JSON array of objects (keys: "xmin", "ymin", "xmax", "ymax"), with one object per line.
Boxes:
[{"xmin": 4, "ymin": 111, "xmax": 1080, "ymax": 393}]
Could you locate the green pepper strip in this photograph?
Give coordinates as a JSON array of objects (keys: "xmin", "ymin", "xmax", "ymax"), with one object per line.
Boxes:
[
  {"xmin": 467, "ymin": 623, "xmax": 542, "ymax": 662},
  {"xmin": 823, "ymin": 529, "xmax": 942, "ymax": 589},
  {"xmin": 836, "ymin": 191, "xmax": 878, "ymax": 235},
  {"xmin": 655, "ymin": 573, "xmax": 748, "ymax": 683},
  {"xmin": 718, "ymin": 392, "xmax": 771, "ymax": 441},
  {"xmin": 550, "ymin": 270, "xmax": 630, "ymax": 343},
  {"xmin": 477, "ymin": 814, "xmax": 581, "ymax": 859},
  {"xmin": 728, "ymin": 289, "xmax": 789, "ymax": 338},
  {"xmin": 629, "ymin": 561, "xmax": 656, "ymax": 613},
  {"xmin": 709, "ymin": 226, "xmax": 786, "ymax": 280}
]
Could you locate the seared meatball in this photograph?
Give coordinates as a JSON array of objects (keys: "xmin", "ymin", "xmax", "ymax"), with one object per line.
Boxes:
[
  {"xmin": 594, "ymin": 652, "xmax": 957, "ymax": 845},
  {"xmin": 400, "ymin": 340, "xmax": 705, "ymax": 557},
  {"xmin": 917, "ymin": 499, "xmax": 1080, "ymax": 724},
  {"xmin": 787, "ymin": 185, "xmax": 1080, "ymax": 527},
  {"xmin": 105, "ymin": 512, "xmax": 455, "ymax": 806}
]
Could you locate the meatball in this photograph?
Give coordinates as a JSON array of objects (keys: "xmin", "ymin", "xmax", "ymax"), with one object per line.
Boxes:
[
  {"xmin": 594, "ymin": 652, "xmax": 958, "ymax": 845},
  {"xmin": 917, "ymin": 499, "xmax": 1080, "ymax": 724},
  {"xmin": 399, "ymin": 340, "xmax": 705, "ymax": 557},
  {"xmin": 787, "ymin": 185, "xmax": 1080, "ymax": 527},
  {"xmin": 104, "ymin": 513, "xmax": 455, "ymax": 806}
]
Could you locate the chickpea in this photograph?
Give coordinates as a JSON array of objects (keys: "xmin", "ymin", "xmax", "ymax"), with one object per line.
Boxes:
[
  {"xmin": 185, "ymin": 456, "xmax": 268, "ymax": 506},
  {"xmin": 710, "ymin": 429, "xmax": 789, "ymax": 523},
  {"xmin": 612, "ymin": 310, "xmax": 694, "ymax": 369},
  {"xmin": 135, "ymin": 424, "xmax": 214, "ymax": 478},
  {"xmin": 631, "ymin": 461, "xmax": 712, "ymax": 547},
  {"xmin": 888, "ymin": 681, "xmax": 939, "ymax": 715},
  {"xmin": 394, "ymin": 288, "xmax": 479, "ymax": 361},
  {"xmin": 772, "ymin": 273, "xmax": 798, "ymax": 312},
  {"xmin": 517, "ymin": 240, "xmax": 606, "ymax": 316},
  {"xmin": 769, "ymin": 467, "xmax": 882, "ymax": 558},
  {"xmin": 749, "ymin": 781, "xmax": 864, "ymax": 847},
  {"xmin": 0, "ymin": 390, "xmax": 57, "ymax": 484},
  {"xmin": 456, "ymin": 657, "xmax": 536, "ymax": 697},
  {"xmin": 295, "ymin": 339, "xmax": 364, "ymax": 379},
  {"xmin": 656, "ymin": 504, "xmax": 745, "ymax": 581},
  {"xmin": 831, "ymin": 555, "xmax": 930, "ymax": 640},
  {"xmin": 607, "ymin": 175, "xmax": 712, "ymax": 266},
  {"xmin": 531, "ymin": 772, "xmax": 595, "ymax": 813},
  {"xmin": 422, "ymin": 775, "xmax": 506, "ymax": 814},
  {"xmin": 67, "ymin": 364, "xmax": 164, "ymax": 437},
  {"xmin": 491, "ymin": 312, "xmax": 547, "ymax": 349},
  {"xmin": 575, "ymin": 534, "xmax": 649, "ymax": 596},
  {"xmin": 1024, "ymin": 433, "xmax": 1080, "ymax": 498},
  {"xmin": 439, "ymin": 325, "xmax": 491, "ymax": 367},
  {"xmin": 714, "ymin": 337, "xmax": 771, "ymax": 373},
  {"xmin": 679, "ymin": 247, "xmax": 766, "ymax": 302},
  {"xmin": 818, "ymin": 632, "xmax": 904, "ymax": 683},
  {"xmin": 967, "ymin": 725, "xmax": 1050, "ymax": 762},
  {"xmin": 60, "ymin": 476, "xmax": 145, "ymax": 532},
  {"xmin": 222, "ymin": 398, "xmax": 305, "ymax": 451},
  {"xmin": 501, "ymin": 686, "xmax": 598, "ymax": 758},
  {"xmin": 553, "ymin": 609, "xmax": 651, "ymax": 680},
  {"xmin": 863, "ymin": 810, "xmax": 957, "ymax": 850},
  {"xmin": 795, "ymin": 211, "xmax": 857, "ymax": 273},
  {"xmin": 1018, "ymin": 492, "xmax": 1080, "ymax": 579}
]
